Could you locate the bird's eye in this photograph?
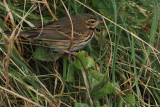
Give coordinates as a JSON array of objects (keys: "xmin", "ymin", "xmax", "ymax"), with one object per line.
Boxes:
[
  {"xmin": 86, "ymin": 19, "xmax": 96, "ymax": 24},
  {"xmin": 90, "ymin": 21, "xmax": 95, "ymax": 23}
]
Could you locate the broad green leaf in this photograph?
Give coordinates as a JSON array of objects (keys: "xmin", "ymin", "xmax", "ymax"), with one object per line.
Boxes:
[
  {"xmin": 124, "ymin": 94, "xmax": 135, "ymax": 104},
  {"xmin": 95, "ymin": 100, "xmax": 109, "ymax": 107},
  {"xmin": 33, "ymin": 47, "xmax": 60, "ymax": 61},
  {"xmin": 89, "ymin": 70, "xmax": 104, "ymax": 87},
  {"xmin": 89, "ymin": 70, "xmax": 115, "ymax": 98},
  {"xmin": 75, "ymin": 103, "xmax": 89, "ymax": 107},
  {"xmin": 86, "ymin": 57, "xmax": 95, "ymax": 69},
  {"xmin": 74, "ymin": 51, "xmax": 95, "ymax": 70},
  {"xmin": 91, "ymin": 82, "xmax": 115, "ymax": 98},
  {"xmin": 74, "ymin": 51, "xmax": 87, "ymax": 70},
  {"xmin": 117, "ymin": 98, "xmax": 123, "ymax": 107},
  {"xmin": 66, "ymin": 61, "xmax": 75, "ymax": 82},
  {"xmin": 101, "ymin": 105, "xmax": 109, "ymax": 107}
]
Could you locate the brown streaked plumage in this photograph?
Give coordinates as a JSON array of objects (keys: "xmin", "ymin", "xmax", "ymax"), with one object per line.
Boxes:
[{"xmin": 20, "ymin": 14, "xmax": 102, "ymax": 52}]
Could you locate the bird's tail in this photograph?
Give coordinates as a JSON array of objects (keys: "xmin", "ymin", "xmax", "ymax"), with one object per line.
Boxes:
[{"xmin": 3, "ymin": 30, "xmax": 38, "ymax": 39}]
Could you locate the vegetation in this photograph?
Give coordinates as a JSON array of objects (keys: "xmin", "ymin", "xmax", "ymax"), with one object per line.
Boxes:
[{"xmin": 0, "ymin": 0, "xmax": 159, "ymax": 106}]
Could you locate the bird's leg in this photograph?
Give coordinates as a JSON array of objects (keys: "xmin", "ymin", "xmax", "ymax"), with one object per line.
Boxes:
[{"xmin": 63, "ymin": 50, "xmax": 77, "ymax": 56}]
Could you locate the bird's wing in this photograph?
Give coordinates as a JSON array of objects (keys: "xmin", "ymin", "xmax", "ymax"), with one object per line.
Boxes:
[
  {"xmin": 20, "ymin": 23, "xmax": 69, "ymax": 40},
  {"xmin": 21, "ymin": 23, "xmax": 86, "ymax": 41}
]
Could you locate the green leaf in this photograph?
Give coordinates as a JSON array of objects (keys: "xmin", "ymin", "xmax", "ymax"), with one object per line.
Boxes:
[
  {"xmin": 117, "ymin": 98, "xmax": 124, "ymax": 107},
  {"xmin": 33, "ymin": 47, "xmax": 60, "ymax": 62},
  {"xmin": 124, "ymin": 94, "xmax": 135, "ymax": 104},
  {"xmin": 86, "ymin": 57, "xmax": 95, "ymax": 69},
  {"xmin": 75, "ymin": 103, "xmax": 89, "ymax": 107},
  {"xmin": 74, "ymin": 51, "xmax": 87, "ymax": 70},
  {"xmin": 89, "ymin": 70, "xmax": 115, "ymax": 98},
  {"xmin": 74, "ymin": 51, "xmax": 95, "ymax": 70},
  {"xmin": 101, "ymin": 105, "xmax": 109, "ymax": 107},
  {"xmin": 89, "ymin": 70, "xmax": 104, "ymax": 87},
  {"xmin": 95, "ymin": 100, "xmax": 109, "ymax": 107},
  {"xmin": 91, "ymin": 82, "xmax": 115, "ymax": 98},
  {"xmin": 66, "ymin": 61, "xmax": 75, "ymax": 82}
]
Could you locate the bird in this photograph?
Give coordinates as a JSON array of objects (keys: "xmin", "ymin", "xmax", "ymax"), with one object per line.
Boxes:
[{"xmin": 9, "ymin": 14, "xmax": 102, "ymax": 52}]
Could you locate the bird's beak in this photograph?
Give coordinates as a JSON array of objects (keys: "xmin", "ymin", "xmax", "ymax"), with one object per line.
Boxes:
[{"xmin": 97, "ymin": 20, "xmax": 103, "ymax": 24}]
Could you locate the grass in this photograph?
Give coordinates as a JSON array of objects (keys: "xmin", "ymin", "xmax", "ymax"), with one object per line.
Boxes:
[{"xmin": 0, "ymin": 0, "xmax": 160, "ymax": 106}]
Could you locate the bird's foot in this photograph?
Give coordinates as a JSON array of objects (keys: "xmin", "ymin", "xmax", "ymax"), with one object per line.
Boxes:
[{"xmin": 63, "ymin": 50, "xmax": 77, "ymax": 56}]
